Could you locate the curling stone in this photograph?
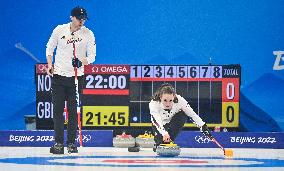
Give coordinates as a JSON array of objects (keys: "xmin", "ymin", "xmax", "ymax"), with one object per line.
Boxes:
[
  {"xmin": 135, "ymin": 132, "xmax": 155, "ymax": 148},
  {"xmin": 156, "ymin": 142, "xmax": 181, "ymax": 157},
  {"xmin": 113, "ymin": 132, "xmax": 135, "ymax": 148}
]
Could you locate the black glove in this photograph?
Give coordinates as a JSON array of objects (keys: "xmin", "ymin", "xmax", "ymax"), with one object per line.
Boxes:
[
  {"xmin": 72, "ymin": 58, "xmax": 82, "ymax": 68},
  {"xmin": 201, "ymin": 124, "xmax": 214, "ymax": 140}
]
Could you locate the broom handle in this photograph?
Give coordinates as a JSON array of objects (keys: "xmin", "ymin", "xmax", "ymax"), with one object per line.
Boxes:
[
  {"xmin": 212, "ymin": 138, "xmax": 225, "ymax": 153},
  {"xmin": 73, "ymin": 42, "xmax": 83, "ymax": 147}
]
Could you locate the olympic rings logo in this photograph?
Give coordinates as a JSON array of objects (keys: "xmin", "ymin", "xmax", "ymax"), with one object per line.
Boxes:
[{"xmin": 195, "ymin": 135, "xmax": 211, "ymax": 144}]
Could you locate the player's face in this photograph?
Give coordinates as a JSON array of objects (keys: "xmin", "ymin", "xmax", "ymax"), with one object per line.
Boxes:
[
  {"xmin": 160, "ymin": 93, "xmax": 175, "ymax": 109},
  {"xmin": 71, "ymin": 16, "xmax": 86, "ymax": 29}
]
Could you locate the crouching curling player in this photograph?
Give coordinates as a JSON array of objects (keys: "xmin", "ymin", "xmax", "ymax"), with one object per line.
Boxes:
[{"xmin": 149, "ymin": 83, "xmax": 213, "ymax": 150}]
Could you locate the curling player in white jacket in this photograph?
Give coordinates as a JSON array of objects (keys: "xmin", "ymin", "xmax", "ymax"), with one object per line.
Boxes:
[{"xmin": 149, "ymin": 83, "xmax": 213, "ymax": 150}]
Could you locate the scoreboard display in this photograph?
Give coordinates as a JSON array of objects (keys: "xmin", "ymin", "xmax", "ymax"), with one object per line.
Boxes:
[
  {"xmin": 36, "ymin": 64, "xmax": 53, "ymax": 129},
  {"xmin": 35, "ymin": 64, "xmax": 240, "ymax": 130},
  {"xmin": 82, "ymin": 65, "xmax": 130, "ymax": 127}
]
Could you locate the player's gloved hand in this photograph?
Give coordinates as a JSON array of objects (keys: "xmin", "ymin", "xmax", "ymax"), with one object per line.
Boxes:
[
  {"xmin": 46, "ymin": 65, "xmax": 53, "ymax": 76},
  {"xmin": 72, "ymin": 58, "xmax": 82, "ymax": 68},
  {"xmin": 201, "ymin": 124, "xmax": 214, "ymax": 140},
  {"xmin": 162, "ymin": 133, "xmax": 171, "ymax": 143}
]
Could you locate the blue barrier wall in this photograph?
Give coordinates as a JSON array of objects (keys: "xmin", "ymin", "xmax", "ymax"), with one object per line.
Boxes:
[
  {"xmin": 0, "ymin": 0, "xmax": 284, "ymax": 131},
  {"xmin": 1, "ymin": 130, "xmax": 283, "ymax": 149}
]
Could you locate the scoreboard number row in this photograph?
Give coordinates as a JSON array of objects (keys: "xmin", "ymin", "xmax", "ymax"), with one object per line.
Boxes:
[{"xmin": 131, "ymin": 65, "xmax": 222, "ymax": 78}]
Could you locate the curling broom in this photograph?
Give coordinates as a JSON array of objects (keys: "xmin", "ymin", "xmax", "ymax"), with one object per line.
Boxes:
[
  {"xmin": 212, "ymin": 137, "xmax": 233, "ymax": 158},
  {"xmin": 72, "ymin": 40, "xmax": 83, "ymax": 147}
]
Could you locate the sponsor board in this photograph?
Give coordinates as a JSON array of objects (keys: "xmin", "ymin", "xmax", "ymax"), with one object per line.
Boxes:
[
  {"xmin": 0, "ymin": 130, "xmax": 283, "ymax": 148},
  {"xmin": 0, "ymin": 130, "xmax": 113, "ymax": 147},
  {"xmin": 175, "ymin": 132, "xmax": 284, "ymax": 148}
]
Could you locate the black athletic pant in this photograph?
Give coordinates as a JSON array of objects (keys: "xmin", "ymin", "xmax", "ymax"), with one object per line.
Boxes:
[
  {"xmin": 152, "ymin": 111, "xmax": 188, "ymax": 146},
  {"xmin": 51, "ymin": 74, "xmax": 83, "ymax": 144}
]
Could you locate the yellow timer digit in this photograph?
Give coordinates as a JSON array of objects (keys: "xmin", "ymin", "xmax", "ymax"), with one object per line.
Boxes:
[{"xmin": 82, "ymin": 106, "xmax": 129, "ymax": 126}]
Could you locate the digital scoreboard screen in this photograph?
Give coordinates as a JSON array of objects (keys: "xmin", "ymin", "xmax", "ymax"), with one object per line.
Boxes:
[
  {"xmin": 35, "ymin": 64, "xmax": 240, "ymax": 130},
  {"xmin": 82, "ymin": 65, "xmax": 130, "ymax": 127}
]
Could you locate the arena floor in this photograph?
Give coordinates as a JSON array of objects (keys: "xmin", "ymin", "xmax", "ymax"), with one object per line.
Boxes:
[{"xmin": 0, "ymin": 147, "xmax": 283, "ymax": 171}]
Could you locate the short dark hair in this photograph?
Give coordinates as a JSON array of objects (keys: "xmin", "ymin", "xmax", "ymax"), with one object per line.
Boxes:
[{"xmin": 71, "ymin": 6, "xmax": 88, "ymax": 20}]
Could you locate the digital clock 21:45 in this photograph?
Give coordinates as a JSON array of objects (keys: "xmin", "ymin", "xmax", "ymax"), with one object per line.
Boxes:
[{"xmin": 82, "ymin": 106, "xmax": 129, "ymax": 126}]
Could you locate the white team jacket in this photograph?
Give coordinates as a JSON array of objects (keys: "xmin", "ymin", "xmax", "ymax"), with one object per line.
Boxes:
[
  {"xmin": 46, "ymin": 23, "xmax": 96, "ymax": 77},
  {"xmin": 149, "ymin": 94, "xmax": 205, "ymax": 136}
]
